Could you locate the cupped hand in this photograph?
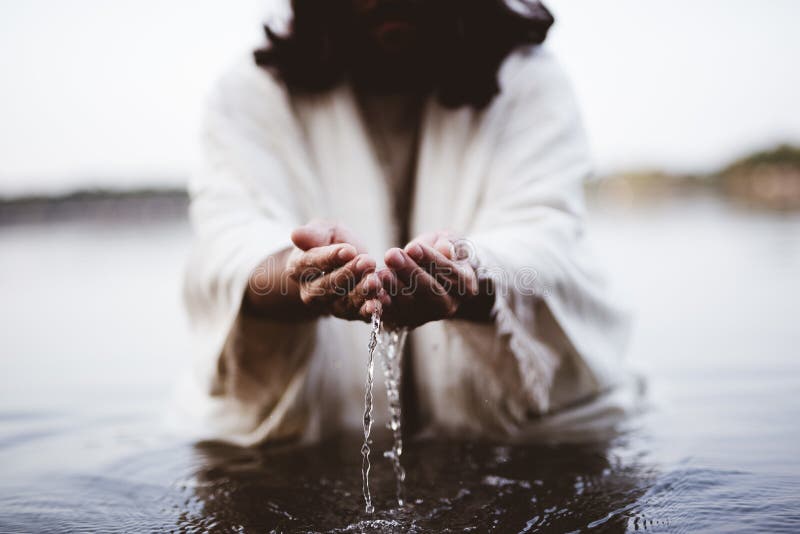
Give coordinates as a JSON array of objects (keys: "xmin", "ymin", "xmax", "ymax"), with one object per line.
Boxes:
[
  {"xmin": 287, "ymin": 220, "xmax": 387, "ymax": 321},
  {"xmin": 378, "ymin": 231, "xmax": 479, "ymax": 328}
]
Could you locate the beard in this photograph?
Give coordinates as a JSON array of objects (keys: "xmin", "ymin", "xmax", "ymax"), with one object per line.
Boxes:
[{"xmin": 346, "ymin": 0, "xmax": 445, "ymax": 95}]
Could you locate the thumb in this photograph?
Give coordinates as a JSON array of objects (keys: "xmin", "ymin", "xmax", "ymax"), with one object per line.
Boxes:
[
  {"xmin": 291, "ymin": 223, "xmax": 334, "ymax": 251},
  {"xmin": 291, "ymin": 220, "xmax": 368, "ymax": 253}
]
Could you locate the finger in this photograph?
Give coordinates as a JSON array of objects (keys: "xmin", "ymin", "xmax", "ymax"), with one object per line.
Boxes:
[
  {"xmin": 405, "ymin": 243, "xmax": 477, "ymax": 296},
  {"xmin": 302, "ymin": 254, "xmax": 374, "ymax": 304},
  {"xmin": 330, "ymin": 273, "xmax": 383, "ymax": 320},
  {"xmin": 301, "ymin": 271, "xmax": 354, "ymax": 313},
  {"xmin": 287, "ymin": 244, "xmax": 358, "ymax": 281},
  {"xmin": 291, "ymin": 221, "xmax": 367, "ymax": 253},
  {"xmin": 405, "ymin": 241, "xmax": 448, "ymax": 269},
  {"xmin": 348, "ymin": 274, "xmax": 387, "ymax": 321},
  {"xmin": 432, "ymin": 235, "xmax": 456, "ymax": 259},
  {"xmin": 385, "ymin": 248, "xmax": 416, "ymax": 282},
  {"xmin": 378, "ymin": 267, "xmax": 399, "ymax": 295},
  {"xmin": 384, "ymin": 248, "xmax": 455, "ymax": 308},
  {"xmin": 431, "ymin": 235, "xmax": 473, "ymax": 261},
  {"xmin": 378, "ymin": 268, "xmax": 413, "ymax": 306},
  {"xmin": 405, "ymin": 231, "xmax": 456, "ymax": 265},
  {"xmin": 377, "ymin": 269, "xmax": 414, "ymax": 324},
  {"xmin": 352, "ymin": 270, "xmax": 383, "ymax": 299},
  {"xmin": 386, "ymin": 248, "xmax": 446, "ymax": 295},
  {"xmin": 358, "ymin": 289, "xmax": 391, "ymax": 321},
  {"xmin": 405, "ymin": 241, "xmax": 455, "ymax": 284},
  {"xmin": 379, "ymin": 268, "xmax": 453, "ymax": 328},
  {"xmin": 359, "ymin": 299, "xmax": 382, "ymax": 322},
  {"xmin": 291, "ymin": 224, "xmax": 332, "ymax": 251},
  {"xmin": 409, "ymin": 230, "xmax": 451, "ymax": 249}
]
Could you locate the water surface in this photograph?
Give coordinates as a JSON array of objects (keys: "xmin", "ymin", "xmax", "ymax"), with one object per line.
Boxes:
[{"xmin": 1, "ymin": 194, "xmax": 798, "ymax": 532}]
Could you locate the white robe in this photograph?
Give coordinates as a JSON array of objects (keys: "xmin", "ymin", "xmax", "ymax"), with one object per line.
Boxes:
[{"xmin": 180, "ymin": 45, "xmax": 634, "ymax": 446}]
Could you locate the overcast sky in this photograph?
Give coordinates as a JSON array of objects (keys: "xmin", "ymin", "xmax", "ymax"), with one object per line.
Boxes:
[{"xmin": 1, "ymin": 0, "xmax": 799, "ymax": 196}]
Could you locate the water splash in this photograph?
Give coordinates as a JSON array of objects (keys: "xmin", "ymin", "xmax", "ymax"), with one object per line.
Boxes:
[
  {"xmin": 361, "ymin": 310, "xmax": 381, "ymax": 514},
  {"xmin": 380, "ymin": 327, "xmax": 408, "ymax": 507}
]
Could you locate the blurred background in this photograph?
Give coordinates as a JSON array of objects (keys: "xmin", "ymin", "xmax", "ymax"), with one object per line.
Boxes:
[
  {"xmin": 2, "ymin": 0, "xmax": 800, "ymax": 193},
  {"xmin": 1, "ymin": 1, "xmax": 799, "ymax": 531}
]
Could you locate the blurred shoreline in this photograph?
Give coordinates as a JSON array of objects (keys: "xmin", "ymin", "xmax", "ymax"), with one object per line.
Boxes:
[
  {"xmin": 0, "ymin": 188, "xmax": 189, "ymax": 226},
  {"xmin": 1, "ymin": 145, "xmax": 799, "ymax": 226},
  {"xmin": 588, "ymin": 145, "xmax": 800, "ymax": 211}
]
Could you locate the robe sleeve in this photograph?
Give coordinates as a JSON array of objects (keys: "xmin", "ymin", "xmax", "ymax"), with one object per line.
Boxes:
[
  {"xmin": 442, "ymin": 49, "xmax": 631, "ymax": 434},
  {"xmin": 180, "ymin": 60, "xmax": 318, "ymax": 445}
]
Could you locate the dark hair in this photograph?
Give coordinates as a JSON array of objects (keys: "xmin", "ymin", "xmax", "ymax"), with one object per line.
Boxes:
[{"xmin": 254, "ymin": 0, "xmax": 554, "ymax": 109}]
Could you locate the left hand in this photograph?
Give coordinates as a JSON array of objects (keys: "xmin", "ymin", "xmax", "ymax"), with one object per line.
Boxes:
[{"xmin": 378, "ymin": 231, "xmax": 479, "ymax": 328}]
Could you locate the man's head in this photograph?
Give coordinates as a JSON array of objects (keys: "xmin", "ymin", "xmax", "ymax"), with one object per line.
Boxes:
[
  {"xmin": 350, "ymin": 0, "xmax": 425, "ymax": 54},
  {"xmin": 255, "ymin": 0, "xmax": 554, "ymax": 109}
]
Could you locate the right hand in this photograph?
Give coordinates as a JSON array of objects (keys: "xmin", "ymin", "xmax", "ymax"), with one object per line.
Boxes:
[{"xmin": 286, "ymin": 220, "xmax": 387, "ymax": 321}]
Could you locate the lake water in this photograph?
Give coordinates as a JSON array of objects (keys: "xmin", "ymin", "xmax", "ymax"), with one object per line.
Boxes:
[{"xmin": 1, "ymin": 194, "xmax": 798, "ymax": 532}]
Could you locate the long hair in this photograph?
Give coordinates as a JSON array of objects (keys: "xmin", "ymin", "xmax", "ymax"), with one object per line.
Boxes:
[{"xmin": 254, "ymin": 0, "xmax": 554, "ymax": 109}]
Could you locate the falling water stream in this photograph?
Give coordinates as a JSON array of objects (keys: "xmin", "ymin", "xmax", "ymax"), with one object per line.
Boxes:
[
  {"xmin": 360, "ymin": 311, "xmax": 380, "ymax": 514},
  {"xmin": 380, "ymin": 327, "xmax": 408, "ymax": 507},
  {"xmin": 361, "ymin": 308, "xmax": 409, "ymax": 514}
]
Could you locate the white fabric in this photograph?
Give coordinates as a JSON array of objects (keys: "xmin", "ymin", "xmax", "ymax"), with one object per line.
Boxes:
[
  {"xmin": 180, "ymin": 45, "xmax": 633, "ymax": 446},
  {"xmin": 355, "ymin": 90, "xmax": 423, "ymax": 231}
]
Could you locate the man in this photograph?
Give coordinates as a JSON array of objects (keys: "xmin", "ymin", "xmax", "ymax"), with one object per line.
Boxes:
[{"xmin": 182, "ymin": 0, "xmax": 632, "ymax": 445}]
